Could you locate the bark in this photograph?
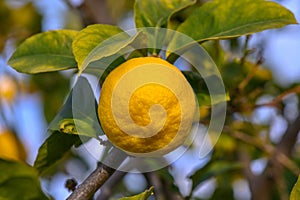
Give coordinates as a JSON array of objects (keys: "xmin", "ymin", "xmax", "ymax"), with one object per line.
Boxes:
[{"xmin": 67, "ymin": 148, "xmax": 127, "ymax": 200}]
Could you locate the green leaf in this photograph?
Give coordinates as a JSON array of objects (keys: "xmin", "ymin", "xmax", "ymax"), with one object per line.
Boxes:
[
  {"xmin": 34, "ymin": 131, "xmax": 82, "ymax": 175},
  {"xmin": 168, "ymin": 0, "xmax": 298, "ymax": 51},
  {"xmin": 182, "ymin": 71, "xmax": 229, "ymax": 106},
  {"xmin": 48, "ymin": 76, "xmax": 102, "ymax": 138},
  {"xmin": 99, "ymin": 55, "xmax": 126, "ymax": 84},
  {"xmin": 291, "ymin": 175, "xmax": 300, "ymax": 200},
  {"xmin": 119, "ymin": 186, "xmax": 154, "ymax": 200},
  {"xmin": 78, "ymin": 30, "xmax": 139, "ymax": 74},
  {"xmin": 72, "ymin": 24, "xmax": 124, "ymax": 69},
  {"xmin": 70, "ymin": 76, "xmax": 103, "ymax": 137},
  {"xmin": 8, "ymin": 30, "xmax": 78, "ymax": 74},
  {"xmin": 134, "ymin": 0, "xmax": 196, "ymax": 28},
  {"xmin": 0, "ymin": 159, "xmax": 48, "ymax": 199},
  {"xmin": 35, "ymin": 77, "xmax": 102, "ymax": 174},
  {"xmin": 189, "ymin": 161, "xmax": 242, "ymax": 193}
]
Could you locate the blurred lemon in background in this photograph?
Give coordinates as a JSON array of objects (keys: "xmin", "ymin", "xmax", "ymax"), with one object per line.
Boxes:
[{"xmin": 0, "ymin": 130, "xmax": 27, "ymax": 161}]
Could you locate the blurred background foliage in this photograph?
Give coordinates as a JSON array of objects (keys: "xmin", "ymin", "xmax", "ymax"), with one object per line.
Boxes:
[{"xmin": 0, "ymin": 0, "xmax": 299, "ymax": 199}]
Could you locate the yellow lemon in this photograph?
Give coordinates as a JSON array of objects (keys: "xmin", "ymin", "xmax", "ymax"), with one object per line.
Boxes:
[
  {"xmin": 0, "ymin": 75, "xmax": 17, "ymax": 103},
  {"xmin": 98, "ymin": 57, "xmax": 196, "ymax": 157},
  {"xmin": 0, "ymin": 130, "xmax": 26, "ymax": 161}
]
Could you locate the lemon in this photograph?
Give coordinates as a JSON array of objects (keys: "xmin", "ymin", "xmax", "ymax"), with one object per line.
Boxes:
[
  {"xmin": 0, "ymin": 75, "xmax": 17, "ymax": 103},
  {"xmin": 0, "ymin": 130, "xmax": 26, "ymax": 161},
  {"xmin": 98, "ymin": 57, "xmax": 196, "ymax": 157}
]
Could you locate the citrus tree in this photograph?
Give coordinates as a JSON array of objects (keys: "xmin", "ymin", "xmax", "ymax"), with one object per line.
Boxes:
[{"xmin": 1, "ymin": 0, "xmax": 300, "ymax": 199}]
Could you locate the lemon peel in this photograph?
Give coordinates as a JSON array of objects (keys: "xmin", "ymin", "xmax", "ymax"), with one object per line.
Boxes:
[{"xmin": 98, "ymin": 57, "xmax": 196, "ymax": 157}]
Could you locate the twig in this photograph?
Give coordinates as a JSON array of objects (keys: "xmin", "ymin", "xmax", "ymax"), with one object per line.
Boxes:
[
  {"xmin": 238, "ymin": 51, "xmax": 263, "ymax": 92},
  {"xmin": 96, "ymin": 170, "xmax": 127, "ymax": 200},
  {"xmin": 67, "ymin": 148, "xmax": 127, "ymax": 200},
  {"xmin": 277, "ymin": 113, "xmax": 300, "ymax": 157},
  {"xmin": 230, "ymin": 130, "xmax": 299, "ymax": 175},
  {"xmin": 240, "ymin": 35, "xmax": 252, "ymax": 67},
  {"xmin": 257, "ymin": 85, "xmax": 300, "ymax": 108},
  {"xmin": 238, "ymin": 148, "xmax": 255, "ymax": 185},
  {"xmin": 144, "ymin": 172, "xmax": 166, "ymax": 200}
]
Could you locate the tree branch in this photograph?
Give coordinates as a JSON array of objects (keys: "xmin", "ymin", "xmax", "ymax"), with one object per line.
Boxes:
[
  {"xmin": 257, "ymin": 85, "xmax": 300, "ymax": 108},
  {"xmin": 96, "ymin": 170, "xmax": 127, "ymax": 200},
  {"xmin": 277, "ymin": 113, "xmax": 300, "ymax": 156},
  {"xmin": 80, "ymin": 0, "xmax": 114, "ymax": 25},
  {"xmin": 231, "ymin": 129, "xmax": 299, "ymax": 175},
  {"xmin": 67, "ymin": 148, "xmax": 127, "ymax": 200},
  {"xmin": 144, "ymin": 172, "xmax": 166, "ymax": 200},
  {"xmin": 250, "ymin": 114, "xmax": 300, "ymax": 200}
]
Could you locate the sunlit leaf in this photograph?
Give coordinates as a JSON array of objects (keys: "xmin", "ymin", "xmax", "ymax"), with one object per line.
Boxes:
[
  {"xmin": 72, "ymin": 24, "xmax": 124, "ymax": 69},
  {"xmin": 78, "ymin": 30, "xmax": 139, "ymax": 74},
  {"xmin": 0, "ymin": 159, "xmax": 48, "ymax": 199},
  {"xmin": 8, "ymin": 30, "xmax": 78, "ymax": 74},
  {"xmin": 134, "ymin": 0, "xmax": 196, "ymax": 28},
  {"xmin": 290, "ymin": 175, "xmax": 300, "ymax": 200},
  {"xmin": 119, "ymin": 186, "xmax": 154, "ymax": 200},
  {"xmin": 168, "ymin": 0, "xmax": 298, "ymax": 51}
]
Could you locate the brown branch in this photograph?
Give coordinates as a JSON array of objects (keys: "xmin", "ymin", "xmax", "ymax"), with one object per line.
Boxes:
[
  {"xmin": 240, "ymin": 35, "xmax": 252, "ymax": 67},
  {"xmin": 64, "ymin": 0, "xmax": 114, "ymax": 26},
  {"xmin": 67, "ymin": 148, "xmax": 127, "ymax": 200},
  {"xmin": 257, "ymin": 85, "xmax": 300, "ymax": 108},
  {"xmin": 237, "ymin": 147, "xmax": 255, "ymax": 184},
  {"xmin": 145, "ymin": 172, "xmax": 166, "ymax": 200},
  {"xmin": 80, "ymin": 0, "xmax": 114, "ymax": 25},
  {"xmin": 238, "ymin": 52, "xmax": 263, "ymax": 92},
  {"xmin": 96, "ymin": 170, "xmax": 127, "ymax": 200},
  {"xmin": 230, "ymin": 130, "xmax": 299, "ymax": 175},
  {"xmin": 277, "ymin": 114, "xmax": 300, "ymax": 156},
  {"xmin": 232, "ymin": 113, "xmax": 300, "ymax": 199}
]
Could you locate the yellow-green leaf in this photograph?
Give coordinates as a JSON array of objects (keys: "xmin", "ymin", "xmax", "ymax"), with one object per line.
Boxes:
[
  {"xmin": 134, "ymin": 0, "xmax": 196, "ymax": 28},
  {"xmin": 119, "ymin": 186, "xmax": 154, "ymax": 200},
  {"xmin": 291, "ymin": 175, "xmax": 300, "ymax": 200},
  {"xmin": 168, "ymin": 0, "xmax": 298, "ymax": 51},
  {"xmin": 72, "ymin": 24, "xmax": 124, "ymax": 69},
  {"xmin": 8, "ymin": 30, "xmax": 78, "ymax": 74},
  {"xmin": 78, "ymin": 31, "xmax": 141, "ymax": 75}
]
